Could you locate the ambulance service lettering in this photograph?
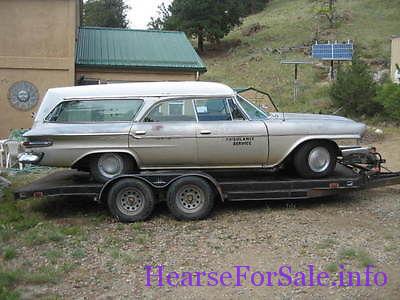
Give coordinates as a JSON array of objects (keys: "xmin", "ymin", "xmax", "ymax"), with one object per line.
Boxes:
[{"xmin": 226, "ymin": 136, "xmax": 254, "ymax": 146}]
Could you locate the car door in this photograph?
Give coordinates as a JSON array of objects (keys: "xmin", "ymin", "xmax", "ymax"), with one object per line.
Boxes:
[
  {"xmin": 129, "ymin": 98, "xmax": 197, "ymax": 168},
  {"xmin": 194, "ymin": 97, "xmax": 268, "ymax": 167}
]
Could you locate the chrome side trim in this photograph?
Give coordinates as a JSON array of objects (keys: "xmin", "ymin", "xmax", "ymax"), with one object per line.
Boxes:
[
  {"xmin": 129, "ymin": 134, "xmax": 267, "ymax": 139},
  {"xmin": 196, "ymin": 134, "xmax": 266, "ymax": 138},
  {"xmin": 34, "ymin": 133, "xmax": 128, "ymax": 137},
  {"xmin": 128, "ymin": 134, "xmax": 194, "ymax": 139},
  {"xmin": 269, "ymin": 134, "xmax": 361, "ymax": 138}
]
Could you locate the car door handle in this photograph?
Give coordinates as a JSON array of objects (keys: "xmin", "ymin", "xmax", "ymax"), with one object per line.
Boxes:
[
  {"xmin": 200, "ymin": 130, "xmax": 211, "ymax": 135},
  {"xmin": 135, "ymin": 130, "xmax": 146, "ymax": 135}
]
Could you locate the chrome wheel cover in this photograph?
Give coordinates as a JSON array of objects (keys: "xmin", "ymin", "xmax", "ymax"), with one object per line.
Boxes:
[
  {"xmin": 98, "ymin": 153, "xmax": 123, "ymax": 179},
  {"xmin": 116, "ymin": 187, "xmax": 145, "ymax": 215},
  {"xmin": 176, "ymin": 184, "xmax": 205, "ymax": 213},
  {"xmin": 308, "ymin": 147, "xmax": 331, "ymax": 173}
]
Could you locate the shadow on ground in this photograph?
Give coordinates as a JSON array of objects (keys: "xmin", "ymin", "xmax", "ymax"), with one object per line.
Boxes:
[{"xmin": 28, "ymin": 191, "xmax": 363, "ymax": 222}]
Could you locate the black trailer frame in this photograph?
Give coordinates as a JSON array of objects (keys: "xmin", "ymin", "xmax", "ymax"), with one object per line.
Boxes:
[{"xmin": 15, "ymin": 165, "xmax": 400, "ymax": 203}]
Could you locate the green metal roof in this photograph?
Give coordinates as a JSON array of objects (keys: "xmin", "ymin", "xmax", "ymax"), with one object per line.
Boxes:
[{"xmin": 76, "ymin": 27, "xmax": 207, "ymax": 72}]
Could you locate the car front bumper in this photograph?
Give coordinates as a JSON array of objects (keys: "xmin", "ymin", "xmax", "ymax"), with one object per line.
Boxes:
[{"xmin": 340, "ymin": 146, "xmax": 370, "ymax": 157}]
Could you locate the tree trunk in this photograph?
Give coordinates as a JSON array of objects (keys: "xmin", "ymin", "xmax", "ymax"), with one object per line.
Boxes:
[
  {"xmin": 197, "ymin": 30, "xmax": 204, "ymax": 53},
  {"xmin": 328, "ymin": 0, "xmax": 335, "ymax": 28},
  {"xmin": 79, "ymin": 0, "xmax": 84, "ymax": 26}
]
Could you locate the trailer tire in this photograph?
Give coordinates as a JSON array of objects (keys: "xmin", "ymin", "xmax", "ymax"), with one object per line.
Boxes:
[
  {"xmin": 107, "ymin": 179, "xmax": 155, "ymax": 222},
  {"xmin": 294, "ymin": 141, "xmax": 336, "ymax": 179},
  {"xmin": 166, "ymin": 176, "xmax": 215, "ymax": 220}
]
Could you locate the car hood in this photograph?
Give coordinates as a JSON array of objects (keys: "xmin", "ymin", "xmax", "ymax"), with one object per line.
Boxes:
[
  {"xmin": 266, "ymin": 112, "xmax": 367, "ymax": 137},
  {"xmin": 270, "ymin": 112, "xmax": 354, "ymax": 122}
]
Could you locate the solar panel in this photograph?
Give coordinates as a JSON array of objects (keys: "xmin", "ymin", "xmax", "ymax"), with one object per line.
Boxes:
[{"xmin": 312, "ymin": 43, "xmax": 353, "ymax": 61}]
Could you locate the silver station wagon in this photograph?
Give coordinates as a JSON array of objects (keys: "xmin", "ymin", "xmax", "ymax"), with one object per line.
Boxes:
[{"xmin": 21, "ymin": 81, "xmax": 368, "ymax": 183}]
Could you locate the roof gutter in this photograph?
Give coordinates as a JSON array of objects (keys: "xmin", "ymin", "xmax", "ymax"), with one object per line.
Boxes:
[{"xmin": 75, "ymin": 63, "xmax": 207, "ymax": 73}]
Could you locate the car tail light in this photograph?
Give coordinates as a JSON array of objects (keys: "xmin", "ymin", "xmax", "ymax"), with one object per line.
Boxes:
[
  {"xmin": 33, "ymin": 192, "xmax": 44, "ymax": 198},
  {"xmin": 23, "ymin": 140, "xmax": 53, "ymax": 148}
]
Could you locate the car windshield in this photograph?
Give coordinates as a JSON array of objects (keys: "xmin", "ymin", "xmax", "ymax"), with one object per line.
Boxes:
[{"xmin": 236, "ymin": 95, "xmax": 269, "ymax": 120}]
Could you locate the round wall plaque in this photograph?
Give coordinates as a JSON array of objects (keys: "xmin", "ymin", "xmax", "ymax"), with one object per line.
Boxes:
[{"xmin": 8, "ymin": 81, "xmax": 39, "ymax": 111}]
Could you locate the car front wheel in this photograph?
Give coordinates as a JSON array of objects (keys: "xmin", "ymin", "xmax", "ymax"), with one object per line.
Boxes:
[
  {"xmin": 90, "ymin": 153, "xmax": 134, "ymax": 183},
  {"xmin": 293, "ymin": 141, "xmax": 337, "ymax": 179}
]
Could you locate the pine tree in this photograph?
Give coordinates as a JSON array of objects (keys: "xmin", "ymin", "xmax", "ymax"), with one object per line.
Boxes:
[
  {"xmin": 330, "ymin": 54, "xmax": 382, "ymax": 117},
  {"xmin": 83, "ymin": 0, "xmax": 130, "ymax": 28},
  {"xmin": 149, "ymin": 0, "xmax": 245, "ymax": 52}
]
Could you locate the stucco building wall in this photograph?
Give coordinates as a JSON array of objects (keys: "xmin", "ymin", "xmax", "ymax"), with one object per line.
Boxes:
[
  {"xmin": 0, "ymin": 0, "xmax": 205, "ymax": 138},
  {"xmin": 0, "ymin": 0, "xmax": 77, "ymax": 137}
]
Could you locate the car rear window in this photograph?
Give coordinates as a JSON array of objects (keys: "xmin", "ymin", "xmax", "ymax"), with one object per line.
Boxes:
[{"xmin": 46, "ymin": 99, "xmax": 143, "ymax": 123}]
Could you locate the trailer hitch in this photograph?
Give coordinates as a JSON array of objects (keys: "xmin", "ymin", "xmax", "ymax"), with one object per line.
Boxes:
[{"xmin": 340, "ymin": 147, "xmax": 386, "ymax": 175}]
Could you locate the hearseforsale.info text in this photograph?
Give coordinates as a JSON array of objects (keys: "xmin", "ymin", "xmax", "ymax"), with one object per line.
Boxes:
[{"xmin": 145, "ymin": 265, "xmax": 388, "ymax": 288}]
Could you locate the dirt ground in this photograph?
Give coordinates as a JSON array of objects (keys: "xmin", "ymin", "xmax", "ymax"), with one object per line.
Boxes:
[{"xmin": 1, "ymin": 131, "xmax": 400, "ymax": 299}]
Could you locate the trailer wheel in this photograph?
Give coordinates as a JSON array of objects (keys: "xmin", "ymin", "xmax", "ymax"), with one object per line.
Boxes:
[
  {"xmin": 294, "ymin": 141, "xmax": 336, "ymax": 179},
  {"xmin": 107, "ymin": 179, "xmax": 155, "ymax": 222},
  {"xmin": 167, "ymin": 176, "xmax": 215, "ymax": 220}
]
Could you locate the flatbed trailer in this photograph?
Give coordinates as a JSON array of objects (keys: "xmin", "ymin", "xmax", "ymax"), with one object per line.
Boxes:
[{"xmin": 14, "ymin": 165, "xmax": 400, "ymax": 222}]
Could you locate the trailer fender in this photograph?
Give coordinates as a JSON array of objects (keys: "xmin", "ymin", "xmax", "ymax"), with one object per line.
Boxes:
[{"xmin": 98, "ymin": 172, "xmax": 224, "ymax": 203}]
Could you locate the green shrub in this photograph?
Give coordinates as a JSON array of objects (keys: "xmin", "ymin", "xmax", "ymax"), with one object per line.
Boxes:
[
  {"xmin": 0, "ymin": 269, "xmax": 21, "ymax": 300},
  {"xmin": 375, "ymin": 82, "xmax": 400, "ymax": 121},
  {"xmin": 330, "ymin": 54, "xmax": 382, "ymax": 117},
  {"xmin": 2, "ymin": 246, "xmax": 17, "ymax": 260}
]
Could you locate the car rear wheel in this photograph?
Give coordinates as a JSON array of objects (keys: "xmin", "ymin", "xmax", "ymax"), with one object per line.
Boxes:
[
  {"xmin": 293, "ymin": 141, "xmax": 337, "ymax": 179},
  {"xmin": 90, "ymin": 153, "xmax": 134, "ymax": 183},
  {"xmin": 166, "ymin": 176, "xmax": 215, "ymax": 220},
  {"xmin": 107, "ymin": 179, "xmax": 155, "ymax": 222}
]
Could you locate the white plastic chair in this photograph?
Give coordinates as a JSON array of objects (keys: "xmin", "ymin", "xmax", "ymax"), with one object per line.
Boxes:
[
  {"xmin": 4, "ymin": 140, "xmax": 23, "ymax": 170},
  {"xmin": 0, "ymin": 140, "xmax": 7, "ymax": 168}
]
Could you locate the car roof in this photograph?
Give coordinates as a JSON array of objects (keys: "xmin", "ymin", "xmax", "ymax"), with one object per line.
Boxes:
[
  {"xmin": 34, "ymin": 81, "xmax": 236, "ymax": 123},
  {"xmin": 48, "ymin": 81, "xmax": 235, "ymax": 98}
]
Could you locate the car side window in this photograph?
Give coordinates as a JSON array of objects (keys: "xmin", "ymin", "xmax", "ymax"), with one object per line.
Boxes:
[
  {"xmin": 46, "ymin": 99, "xmax": 143, "ymax": 123},
  {"xmin": 227, "ymin": 98, "xmax": 246, "ymax": 120},
  {"xmin": 237, "ymin": 95, "xmax": 269, "ymax": 120},
  {"xmin": 194, "ymin": 98, "xmax": 232, "ymax": 121},
  {"xmin": 143, "ymin": 99, "xmax": 196, "ymax": 122}
]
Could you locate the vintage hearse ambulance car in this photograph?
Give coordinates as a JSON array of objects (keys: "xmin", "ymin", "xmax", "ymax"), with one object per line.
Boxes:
[{"xmin": 20, "ymin": 81, "xmax": 367, "ymax": 183}]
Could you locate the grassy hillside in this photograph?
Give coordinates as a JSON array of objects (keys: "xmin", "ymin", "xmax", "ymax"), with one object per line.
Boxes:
[{"xmin": 202, "ymin": 0, "xmax": 400, "ymax": 114}]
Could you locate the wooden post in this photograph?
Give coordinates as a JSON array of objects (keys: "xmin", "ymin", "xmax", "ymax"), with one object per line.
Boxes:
[{"xmin": 330, "ymin": 60, "xmax": 334, "ymax": 80}]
